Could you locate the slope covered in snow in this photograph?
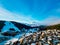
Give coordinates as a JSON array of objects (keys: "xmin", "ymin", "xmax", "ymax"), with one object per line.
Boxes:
[
  {"xmin": 0, "ymin": 20, "xmax": 39, "ymax": 45},
  {"xmin": 1, "ymin": 21, "xmax": 20, "ymax": 33}
]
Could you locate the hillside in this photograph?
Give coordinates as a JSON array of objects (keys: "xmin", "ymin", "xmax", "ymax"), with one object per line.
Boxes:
[
  {"xmin": 46, "ymin": 24, "xmax": 60, "ymax": 30},
  {"xmin": 0, "ymin": 20, "xmax": 39, "ymax": 45}
]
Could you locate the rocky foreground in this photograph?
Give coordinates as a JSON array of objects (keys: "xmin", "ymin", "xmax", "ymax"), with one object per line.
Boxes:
[{"xmin": 5, "ymin": 29, "xmax": 60, "ymax": 45}]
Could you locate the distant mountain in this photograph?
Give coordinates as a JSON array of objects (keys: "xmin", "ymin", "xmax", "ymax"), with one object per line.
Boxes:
[
  {"xmin": 0, "ymin": 20, "xmax": 35, "ymax": 36},
  {"xmin": 0, "ymin": 20, "xmax": 49, "ymax": 32},
  {"xmin": 0, "ymin": 20, "xmax": 34, "ymax": 32}
]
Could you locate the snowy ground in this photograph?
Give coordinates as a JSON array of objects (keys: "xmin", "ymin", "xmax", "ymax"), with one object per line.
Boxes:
[{"xmin": 0, "ymin": 29, "xmax": 37, "ymax": 45}]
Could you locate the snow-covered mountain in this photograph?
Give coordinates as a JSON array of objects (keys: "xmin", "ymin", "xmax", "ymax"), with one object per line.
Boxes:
[{"xmin": 0, "ymin": 20, "xmax": 39, "ymax": 45}]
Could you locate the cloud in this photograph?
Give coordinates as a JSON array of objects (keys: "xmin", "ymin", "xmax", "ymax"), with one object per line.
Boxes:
[
  {"xmin": 0, "ymin": 7, "xmax": 39, "ymax": 24},
  {"xmin": 56, "ymin": 8, "xmax": 60, "ymax": 13},
  {"xmin": 0, "ymin": 6, "xmax": 60, "ymax": 25},
  {"xmin": 39, "ymin": 16, "xmax": 60, "ymax": 25}
]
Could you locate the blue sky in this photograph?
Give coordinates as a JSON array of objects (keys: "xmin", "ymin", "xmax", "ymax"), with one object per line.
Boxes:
[{"xmin": 0, "ymin": 0, "xmax": 60, "ymax": 25}]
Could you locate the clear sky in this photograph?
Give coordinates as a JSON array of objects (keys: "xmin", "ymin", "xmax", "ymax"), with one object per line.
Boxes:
[{"xmin": 0, "ymin": 0, "xmax": 60, "ymax": 25}]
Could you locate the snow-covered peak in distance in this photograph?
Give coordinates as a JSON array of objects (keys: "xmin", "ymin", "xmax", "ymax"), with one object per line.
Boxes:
[
  {"xmin": 8, "ymin": 20, "xmax": 41, "ymax": 27},
  {"xmin": 25, "ymin": 21, "xmax": 42, "ymax": 27},
  {"xmin": 8, "ymin": 20, "xmax": 42, "ymax": 27}
]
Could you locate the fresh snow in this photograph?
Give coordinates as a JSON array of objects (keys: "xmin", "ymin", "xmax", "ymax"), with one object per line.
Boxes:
[
  {"xmin": 1, "ymin": 21, "xmax": 20, "ymax": 33},
  {"xmin": 0, "ymin": 21, "xmax": 39, "ymax": 45}
]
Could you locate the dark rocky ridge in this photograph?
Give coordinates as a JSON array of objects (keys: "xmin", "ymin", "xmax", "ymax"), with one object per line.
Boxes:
[
  {"xmin": 0, "ymin": 21, "xmax": 5, "ymax": 32},
  {"xmin": 0, "ymin": 20, "xmax": 33, "ymax": 32},
  {"xmin": 0, "ymin": 20, "xmax": 48, "ymax": 32}
]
